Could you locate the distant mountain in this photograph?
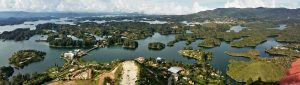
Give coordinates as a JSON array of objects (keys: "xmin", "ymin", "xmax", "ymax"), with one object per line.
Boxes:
[
  {"xmin": 0, "ymin": 11, "xmax": 144, "ymax": 18},
  {"xmin": 0, "ymin": 11, "xmax": 144, "ymax": 26},
  {"xmin": 184, "ymin": 7, "xmax": 300, "ymax": 20}
]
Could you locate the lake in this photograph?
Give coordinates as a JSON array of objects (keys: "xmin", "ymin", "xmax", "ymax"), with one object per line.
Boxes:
[
  {"xmin": 0, "ymin": 19, "xmax": 283, "ymax": 83},
  {"xmin": 0, "ymin": 18, "xmax": 75, "ymax": 33},
  {"xmin": 226, "ymin": 25, "xmax": 247, "ymax": 32},
  {"xmin": 0, "ymin": 33, "xmax": 281, "ymax": 76}
]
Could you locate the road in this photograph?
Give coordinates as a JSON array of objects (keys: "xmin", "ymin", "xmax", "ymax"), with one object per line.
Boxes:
[{"xmin": 120, "ymin": 61, "xmax": 139, "ymax": 85}]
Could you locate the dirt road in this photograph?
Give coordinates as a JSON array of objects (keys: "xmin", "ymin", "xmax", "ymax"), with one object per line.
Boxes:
[{"xmin": 120, "ymin": 61, "xmax": 139, "ymax": 85}]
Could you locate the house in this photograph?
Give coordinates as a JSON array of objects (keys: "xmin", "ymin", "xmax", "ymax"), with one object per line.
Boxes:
[{"xmin": 64, "ymin": 51, "xmax": 75, "ymax": 59}]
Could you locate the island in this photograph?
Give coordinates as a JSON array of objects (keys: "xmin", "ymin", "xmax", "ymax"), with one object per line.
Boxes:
[
  {"xmin": 178, "ymin": 49, "xmax": 212, "ymax": 61},
  {"xmin": 230, "ymin": 35, "xmax": 267, "ymax": 48},
  {"xmin": 198, "ymin": 38, "xmax": 221, "ymax": 48},
  {"xmin": 106, "ymin": 36, "xmax": 139, "ymax": 49},
  {"xmin": 148, "ymin": 42, "xmax": 165, "ymax": 50},
  {"xmin": 266, "ymin": 46, "xmax": 299, "ymax": 57},
  {"xmin": 224, "ymin": 50, "xmax": 259, "ymax": 59},
  {"xmin": 0, "ymin": 28, "xmax": 37, "ymax": 41},
  {"xmin": 48, "ymin": 34, "xmax": 96, "ymax": 48},
  {"xmin": 122, "ymin": 39, "xmax": 138, "ymax": 49},
  {"xmin": 9, "ymin": 50, "xmax": 46, "ymax": 68}
]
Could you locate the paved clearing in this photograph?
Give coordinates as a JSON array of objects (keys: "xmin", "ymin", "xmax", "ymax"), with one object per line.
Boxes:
[{"xmin": 120, "ymin": 61, "xmax": 139, "ymax": 85}]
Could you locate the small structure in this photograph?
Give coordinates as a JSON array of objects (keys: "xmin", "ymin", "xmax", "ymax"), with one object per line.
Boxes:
[
  {"xmin": 189, "ymin": 80, "xmax": 194, "ymax": 85},
  {"xmin": 64, "ymin": 51, "xmax": 75, "ymax": 59},
  {"xmin": 168, "ymin": 66, "xmax": 184, "ymax": 84},
  {"xmin": 273, "ymin": 46, "xmax": 289, "ymax": 50},
  {"xmin": 171, "ymin": 26, "xmax": 179, "ymax": 29},
  {"xmin": 156, "ymin": 57, "xmax": 162, "ymax": 61},
  {"xmin": 135, "ymin": 56, "xmax": 145, "ymax": 63},
  {"xmin": 168, "ymin": 66, "xmax": 184, "ymax": 74}
]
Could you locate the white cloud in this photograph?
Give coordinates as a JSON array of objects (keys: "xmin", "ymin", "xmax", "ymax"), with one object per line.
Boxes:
[
  {"xmin": 225, "ymin": 0, "xmax": 300, "ymax": 9},
  {"xmin": 0, "ymin": 0, "xmax": 298, "ymax": 15},
  {"xmin": 0, "ymin": 0, "xmax": 213, "ymax": 15}
]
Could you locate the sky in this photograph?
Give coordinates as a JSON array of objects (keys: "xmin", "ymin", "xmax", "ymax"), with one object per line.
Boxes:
[{"xmin": 0, "ymin": 0, "xmax": 299, "ymax": 15}]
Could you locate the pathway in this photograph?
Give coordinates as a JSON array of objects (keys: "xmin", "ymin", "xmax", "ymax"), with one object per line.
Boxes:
[{"xmin": 120, "ymin": 61, "xmax": 139, "ymax": 85}]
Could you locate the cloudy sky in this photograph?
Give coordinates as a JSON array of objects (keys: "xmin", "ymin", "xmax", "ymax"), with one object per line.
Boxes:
[{"xmin": 0, "ymin": 0, "xmax": 299, "ymax": 15}]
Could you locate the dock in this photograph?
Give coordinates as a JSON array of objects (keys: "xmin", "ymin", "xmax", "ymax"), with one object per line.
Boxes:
[
  {"xmin": 35, "ymin": 39, "xmax": 48, "ymax": 42},
  {"xmin": 77, "ymin": 46, "xmax": 99, "ymax": 57},
  {"xmin": 62, "ymin": 45, "xmax": 101, "ymax": 59}
]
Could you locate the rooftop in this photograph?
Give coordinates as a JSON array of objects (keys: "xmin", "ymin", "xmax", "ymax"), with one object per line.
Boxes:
[{"xmin": 168, "ymin": 66, "xmax": 183, "ymax": 74}]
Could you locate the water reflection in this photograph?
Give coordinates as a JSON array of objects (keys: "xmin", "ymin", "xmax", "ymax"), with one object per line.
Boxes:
[
  {"xmin": 226, "ymin": 25, "xmax": 247, "ymax": 32},
  {"xmin": 268, "ymin": 24, "xmax": 287, "ymax": 30},
  {"xmin": 0, "ymin": 18, "xmax": 75, "ymax": 33}
]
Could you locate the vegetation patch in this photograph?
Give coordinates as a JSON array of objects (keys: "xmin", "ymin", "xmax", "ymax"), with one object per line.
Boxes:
[
  {"xmin": 0, "ymin": 66, "xmax": 14, "ymax": 80},
  {"xmin": 230, "ymin": 35, "xmax": 266, "ymax": 48},
  {"xmin": 226, "ymin": 49, "xmax": 296, "ymax": 83},
  {"xmin": 0, "ymin": 28, "xmax": 38, "ymax": 41},
  {"xmin": 224, "ymin": 50, "xmax": 259, "ymax": 59},
  {"xmin": 148, "ymin": 42, "xmax": 166, "ymax": 50},
  {"xmin": 198, "ymin": 38, "xmax": 221, "ymax": 48},
  {"xmin": 227, "ymin": 60, "xmax": 285, "ymax": 82},
  {"xmin": 178, "ymin": 49, "xmax": 212, "ymax": 61},
  {"xmin": 9, "ymin": 50, "xmax": 46, "ymax": 68},
  {"xmin": 136, "ymin": 57, "xmax": 225, "ymax": 85},
  {"xmin": 266, "ymin": 46, "xmax": 299, "ymax": 57}
]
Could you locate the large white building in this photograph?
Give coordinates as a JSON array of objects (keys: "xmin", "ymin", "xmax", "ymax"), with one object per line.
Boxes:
[{"xmin": 64, "ymin": 51, "xmax": 75, "ymax": 59}]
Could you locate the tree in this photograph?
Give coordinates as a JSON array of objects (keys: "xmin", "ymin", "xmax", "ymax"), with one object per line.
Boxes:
[{"xmin": 246, "ymin": 78, "xmax": 253, "ymax": 85}]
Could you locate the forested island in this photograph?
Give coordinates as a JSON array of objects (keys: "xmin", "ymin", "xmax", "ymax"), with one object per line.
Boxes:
[
  {"xmin": 9, "ymin": 50, "xmax": 46, "ymax": 68},
  {"xmin": 198, "ymin": 38, "xmax": 221, "ymax": 48},
  {"xmin": 224, "ymin": 50, "xmax": 259, "ymax": 59},
  {"xmin": 266, "ymin": 46, "xmax": 299, "ymax": 57},
  {"xmin": 178, "ymin": 49, "xmax": 212, "ymax": 61},
  {"xmin": 0, "ymin": 28, "xmax": 37, "ymax": 41},
  {"xmin": 148, "ymin": 42, "xmax": 165, "ymax": 50}
]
